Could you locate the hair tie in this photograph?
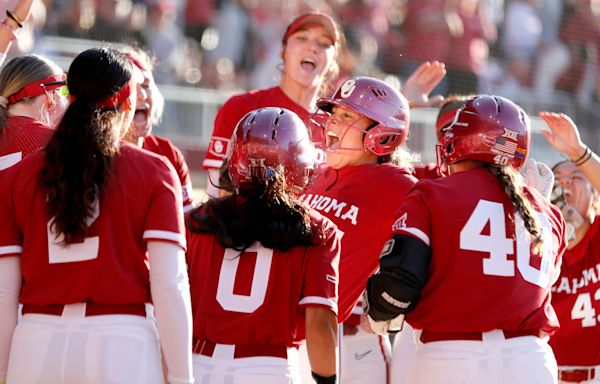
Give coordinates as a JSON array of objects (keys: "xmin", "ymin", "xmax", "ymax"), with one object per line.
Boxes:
[{"xmin": 0, "ymin": 96, "xmax": 8, "ymax": 109}]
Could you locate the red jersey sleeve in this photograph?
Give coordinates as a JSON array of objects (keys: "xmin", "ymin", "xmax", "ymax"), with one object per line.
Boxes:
[
  {"xmin": 142, "ymin": 158, "xmax": 187, "ymax": 250},
  {"xmin": 391, "ymin": 183, "xmax": 432, "ymax": 246},
  {"xmin": 299, "ymin": 214, "xmax": 341, "ymax": 315},
  {"xmin": 203, "ymin": 97, "xmax": 243, "ymax": 170}
]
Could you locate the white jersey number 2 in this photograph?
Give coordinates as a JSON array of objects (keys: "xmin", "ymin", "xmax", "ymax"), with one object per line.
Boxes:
[
  {"xmin": 47, "ymin": 200, "xmax": 100, "ymax": 264},
  {"xmin": 217, "ymin": 243, "xmax": 273, "ymax": 313},
  {"xmin": 460, "ymin": 200, "xmax": 554, "ymax": 288}
]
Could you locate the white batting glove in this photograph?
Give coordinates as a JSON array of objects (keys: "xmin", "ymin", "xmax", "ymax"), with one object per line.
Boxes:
[
  {"xmin": 367, "ymin": 313, "xmax": 405, "ymax": 336},
  {"xmin": 520, "ymin": 159, "xmax": 554, "ymax": 201}
]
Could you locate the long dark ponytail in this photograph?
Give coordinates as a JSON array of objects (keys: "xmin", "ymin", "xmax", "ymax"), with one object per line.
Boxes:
[{"xmin": 40, "ymin": 47, "xmax": 132, "ymax": 244}]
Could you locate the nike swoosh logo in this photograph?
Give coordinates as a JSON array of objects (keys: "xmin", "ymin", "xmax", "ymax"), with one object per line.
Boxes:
[{"xmin": 354, "ymin": 350, "xmax": 372, "ymax": 360}]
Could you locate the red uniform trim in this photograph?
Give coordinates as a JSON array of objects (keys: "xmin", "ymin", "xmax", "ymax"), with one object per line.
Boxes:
[
  {"xmin": 420, "ymin": 329, "xmax": 539, "ymax": 343},
  {"xmin": 22, "ymin": 302, "xmax": 146, "ymax": 317},
  {"xmin": 558, "ymin": 368, "xmax": 596, "ymax": 383},
  {"xmin": 192, "ymin": 337, "xmax": 290, "ymax": 359}
]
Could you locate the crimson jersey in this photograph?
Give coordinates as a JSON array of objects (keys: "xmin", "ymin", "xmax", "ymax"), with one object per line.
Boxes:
[
  {"xmin": 300, "ymin": 163, "xmax": 417, "ymax": 322},
  {"xmin": 203, "ymin": 86, "xmax": 323, "ymax": 170},
  {"xmin": 0, "ymin": 116, "xmax": 53, "ymax": 171},
  {"xmin": 186, "ymin": 209, "xmax": 340, "ymax": 347},
  {"xmin": 142, "ymin": 134, "xmax": 194, "ymax": 212},
  {"xmin": 392, "ymin": 167, "xmax": 566, "ymax": 334},
  {"xmin": 0, "ymin": 142, "xmax": 185, "ymax": 306},
  {"xmin": 550, "ymin": 216, "xmax": 600, "ymax": 366},
  {"xmin": 412, "ymin": 162, "xmax": 440, "ymax": 180}
]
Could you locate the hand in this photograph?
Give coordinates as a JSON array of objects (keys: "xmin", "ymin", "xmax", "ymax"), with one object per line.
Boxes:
[
  {"xmin": 402, "ymin": 61, "xmax": 446, "ymax": 108},
  {"xmin": 520, "ymin": 159, "xmax": 554, "ymax": 201},
  {"xmin": 366, "ymin": 313, "xmax": 405, "ymax": 336},
  {"xmin": 538, "ymin": 112, "xmax": 586, "ymax": 160}
]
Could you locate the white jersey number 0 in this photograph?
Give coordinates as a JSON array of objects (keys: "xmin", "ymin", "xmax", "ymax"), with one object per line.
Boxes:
[
  {"xmin": 217, "ymin": 243, "xmax": 273, "ymax": 313},
  {"xmin": 460, "ymin": 200, "xmax": 554, "ymax": 288}
]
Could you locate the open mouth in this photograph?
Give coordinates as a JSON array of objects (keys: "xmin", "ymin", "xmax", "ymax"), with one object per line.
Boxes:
[
  {"xmin": 326, "ymin": 131, "xmax": 339, "ymax": 149},
  {"xmin": 300, "ymin": 57, "xmax": 316, "ymax": 71},
  {"xmin": 134, "ymin": 108, "xmax": 149, "ymax": 128}
]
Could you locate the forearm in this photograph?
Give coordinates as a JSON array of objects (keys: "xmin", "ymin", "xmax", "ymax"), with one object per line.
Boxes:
[
  {"xmin": 0, "ymin": 257, "xmax": 21, "ymax": 381},
  {"xmin": 148, "ymin": 242, "xmax": 193, "ymax": 384},
  {"xmin": 305, "ymin": 307, "xmax": 337, "ymax": 377},
  {"xmin": 572, "ymin": 148, "xmax": 600, "ymax": 193},
  {"xmin": 0, "ymin": 0, "xmax": 34, "ymax": 53}
]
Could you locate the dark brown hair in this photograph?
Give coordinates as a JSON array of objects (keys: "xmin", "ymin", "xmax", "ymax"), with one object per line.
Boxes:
[
  {"xmin": 187, "ymin": 169, "xmax": 324, "ymax": 252},
  {"xmin": 40, "ymin": 47, "xmax": 132, "ymax": 244}
]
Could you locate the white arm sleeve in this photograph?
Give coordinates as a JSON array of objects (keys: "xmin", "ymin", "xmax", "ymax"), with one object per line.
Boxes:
[
  {"xmin": 147, "ymin": 242, "xmax": 194, "ymax": 384},
  {"xmin": 205, "ymin": 169, "xmax": 221, "ymax": 199},
  {"xmin": 0, "ymin": 257, "xmax": 21, "ymax": 381}
]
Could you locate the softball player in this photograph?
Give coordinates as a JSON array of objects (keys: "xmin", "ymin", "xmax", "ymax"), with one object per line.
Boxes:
[
  {"xmin": 540, "ymin": 112, "xmax": 600, "ymax": 384},
  {"xmin": 186, "ymin": 107, "xmax": 340, "ymax": 384},
  {"xmin": 0, "ymin": 47, "xmax": 193, "ymax": 384},
  {"xmin": 299, "ymin": 76, "xmax": 417, "ymax": 384},
  {"xmin": 366, "ymin": 95, "xmax": 567, "ymax": 384},
  {"xmin": 123, "ymin": 47, "xmax": 195, "ymax": 212},
  {"xmin": 0, "ymin": 54, "xmax": 68, "ymax": 170},
  {"xmin": 202, "ymin": 12, "xmax": 341, "ymax": 197}
]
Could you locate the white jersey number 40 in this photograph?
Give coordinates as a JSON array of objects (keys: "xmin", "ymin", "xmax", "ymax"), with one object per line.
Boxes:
[{"xmin": 460, "ymin": 200, "xmax": 554, "ymax": 288}]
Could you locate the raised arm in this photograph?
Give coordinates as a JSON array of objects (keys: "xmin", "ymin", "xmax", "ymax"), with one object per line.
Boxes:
[
  {"xmin": 0, "ymin": 0, "xmax": 34, "ymax": 62},
  {"xmin": 539, "ymin": 112, "xmax": 600, "ymax": 192}
]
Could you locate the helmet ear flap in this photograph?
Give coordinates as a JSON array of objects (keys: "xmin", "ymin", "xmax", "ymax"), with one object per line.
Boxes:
[{"xmin": 363, "ymin": 124, "xmax": 404, "ymax": 156}]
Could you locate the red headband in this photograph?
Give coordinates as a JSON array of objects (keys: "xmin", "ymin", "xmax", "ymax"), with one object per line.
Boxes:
[
  {"xmin": 7, "ymin": 73, "xmax": 67, "ymax": 105},
  {"xmin": 96, "ymin": 81, "xmax": 132, "ymax": 110},
  {"xmin": 128, "ymin": 54, "xmax": 149, "ymax": 72}
]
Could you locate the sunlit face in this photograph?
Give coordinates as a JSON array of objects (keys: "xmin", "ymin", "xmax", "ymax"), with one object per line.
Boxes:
[
  {"xmin": 125, "ymin": 63, "xmax": 158, "ymax": 141},
  {"xmin": 553, "ymin": 161, "xmax": 598, "ymax": 220},
  {"xmin": 324, "ymin": 105, "xmax": 377, "ymax": 169},
  {"xmin": 47, "ymin": 85, "xmax": 69, "ymax": 126},
  {"xmin": 118, "ymin": 77, "xmax": 138, "ymax": 140},
  {"xmin": 281, "ymin": 25, "xmax": 336, "ymax": 89}
]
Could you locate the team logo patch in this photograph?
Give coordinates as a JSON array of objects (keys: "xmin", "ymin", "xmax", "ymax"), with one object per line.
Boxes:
[
  {"xmin": 501, "ymin": 128, "xmax": 519, "ymax": 140},
  {"xmin": 380, "ymin": 239, "xmax": 395, "ymax": 258},
  {"xmin": 392, "ymin": 213, "xmax": 407, "ymax": 231},
  {"xmin": 208, "ymin": 137, "xmax": 230, "ymax": 157},
  {"xmin": 340, "ymin": 79, "xmax": 356, "ymax": 98}
]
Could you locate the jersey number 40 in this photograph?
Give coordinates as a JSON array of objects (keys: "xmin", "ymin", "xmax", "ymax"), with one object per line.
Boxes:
[{"xmin": 460, "ymin": 200, "xmax": 555, "ymax": 288}]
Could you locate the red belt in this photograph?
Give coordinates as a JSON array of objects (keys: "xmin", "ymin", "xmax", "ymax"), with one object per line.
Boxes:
[
  {"xmin": 559, "ymin": 368, "xmax": 596, "ymax": 383},
  {"xmin": 192, "ymin": 338, "xmax": 288, "ymax": 359},
  {"xmin": 22, "ymin": 303, "xmax": 146, "ymax": 317},
  {"xmin": 420, "ymin": 329, "xmax": 539, "ymax": 344}
]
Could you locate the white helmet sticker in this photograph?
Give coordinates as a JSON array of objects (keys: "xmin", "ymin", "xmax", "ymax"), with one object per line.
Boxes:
[{"xmin": 340, "ymin": 79, "xmax": 356, "ymax": 98}]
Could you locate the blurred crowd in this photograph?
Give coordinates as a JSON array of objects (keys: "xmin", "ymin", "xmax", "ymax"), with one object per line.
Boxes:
[{"xmin": 7, "ymin": 0, "xmax": 600, "ymax": 147}]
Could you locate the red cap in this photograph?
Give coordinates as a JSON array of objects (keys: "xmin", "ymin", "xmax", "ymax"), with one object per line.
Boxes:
[{"xmin": 282, "ymin": 12, "xmax": 340, "ymax": 46}]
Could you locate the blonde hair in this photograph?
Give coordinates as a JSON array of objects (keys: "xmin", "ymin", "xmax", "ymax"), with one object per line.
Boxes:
[{"xmin": 0, "ymin": 55, "xmax": 63, "ymax": 133}]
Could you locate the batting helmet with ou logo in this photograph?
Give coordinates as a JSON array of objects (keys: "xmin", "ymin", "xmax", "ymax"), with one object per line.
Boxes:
[
  {"xmin": 438, "ymin": 95, "xmax": 530, "ymax": 170},
  {"xmin": 316, "ymin": 76, "xmax": 410, "ymax": 156},
  {"xmin": 228, "ymin": 107, "xmax": 316, "ymax": 189}
]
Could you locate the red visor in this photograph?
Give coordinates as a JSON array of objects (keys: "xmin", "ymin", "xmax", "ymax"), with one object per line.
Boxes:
[{"xmin": 7, "ymin": 73, "xmax": 67, "ymax": 105}]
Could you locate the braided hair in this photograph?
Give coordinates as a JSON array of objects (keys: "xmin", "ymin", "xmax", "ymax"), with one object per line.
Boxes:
[{"xmin": 484, "ymin": 163, "xmax": 544, "ymax": 253}]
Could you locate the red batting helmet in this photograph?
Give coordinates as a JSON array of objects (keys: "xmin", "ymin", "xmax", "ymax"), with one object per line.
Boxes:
[
  {"xmin": 438, "ymin": 95, "xmax": 530, "ymax": 170},
  {"xmin": 228, "ymin": 107, "xmax": 316, "ymax": 189},
  {"xmin": 317, "ymin": 77, "xmax": 410, "ymax": 156}
]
